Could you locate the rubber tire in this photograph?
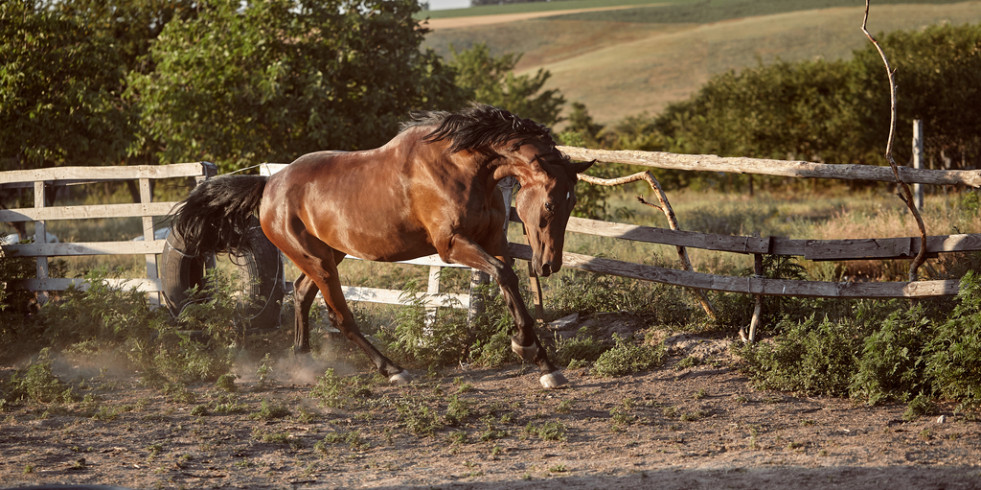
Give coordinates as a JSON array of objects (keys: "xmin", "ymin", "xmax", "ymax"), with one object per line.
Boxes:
[{"xmin": 160, "ymin": 218, "xmax": 283, "ymax": 330}]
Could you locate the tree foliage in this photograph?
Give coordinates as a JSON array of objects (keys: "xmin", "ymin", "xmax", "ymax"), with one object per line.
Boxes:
[
  {"xmin": 648, "ymin": 23, "xmax": 981, "ymax": 175},
  {"xmin": 0, "ymin": 0, "xmax": 131, "ymax": 170},
  {"xmin": 448, "ymin": 43, "xmax": 565, "ymax": 127},
  {"xmin": 129, "ymin": 0, "xmax": 465, "ymax": 172}
]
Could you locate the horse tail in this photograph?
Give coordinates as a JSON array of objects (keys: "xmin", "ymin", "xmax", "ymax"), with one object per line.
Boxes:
[{"xmin": 171, "ymin": 175, "xmax": 268, "ymax": 256}]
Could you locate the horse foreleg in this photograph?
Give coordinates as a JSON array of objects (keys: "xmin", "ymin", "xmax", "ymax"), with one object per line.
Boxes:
[{"xmin": 441, "ymin": 239, "xmax": 566, "ymax": 389}]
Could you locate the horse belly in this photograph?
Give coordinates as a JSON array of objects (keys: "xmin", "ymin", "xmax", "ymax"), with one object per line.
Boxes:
[{"xmin": 336, "ymin": 225, "xmax": 436, "ymax": 263}]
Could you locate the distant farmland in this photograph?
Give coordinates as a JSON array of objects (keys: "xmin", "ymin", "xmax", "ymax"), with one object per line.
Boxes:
[{"xmin": 422, "ymin": 0, "xmax": 981, "ymax": 123}]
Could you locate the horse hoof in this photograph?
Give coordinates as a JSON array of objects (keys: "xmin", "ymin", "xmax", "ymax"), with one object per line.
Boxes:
[
  {"xmin": 388, "ymin": 370, "xmax": 412, "ymax": 385},
  {"xmin": 511, "ymin": 339, "xmax": 539, "ymax": 363},
  {"xmin": 539, "ymin": 371, "xmax": 568, "ymax": 389}
]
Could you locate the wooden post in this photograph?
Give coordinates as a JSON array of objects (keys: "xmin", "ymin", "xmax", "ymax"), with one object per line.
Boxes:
[
  {"xmin": 740, "ymin": 253, "xmax": 765, "ymax": 343},
  {"xmin": 139, "ymin": 177, "xmax": 160, "ymax": 305},
  {"xmin": 467, "ymin": 269, "xmax": 490, "ymax": 325},
  {"xmin": 913, "ymin": 119, "xmax": 925, "ymax": 211},
  {"xmin": 33, "ymin": 181, "xmax": 49, "ymax": 302},
  {"xmin": 424, "ymin": 265, "xmax": 440, "ymax": 328}
]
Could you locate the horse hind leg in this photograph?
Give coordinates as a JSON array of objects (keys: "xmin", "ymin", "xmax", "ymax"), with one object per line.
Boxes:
[
  {"xmin": 287, "ymin": 241, "xmax": 410, "ymax": 384},
  {"xmin": 292, "ymin": 273, "xmax": 319, "ymax": 354}
]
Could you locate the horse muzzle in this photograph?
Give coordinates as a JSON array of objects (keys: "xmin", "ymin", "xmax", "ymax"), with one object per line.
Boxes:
[{"xmin": 532, "ymin": 254, "xmax": 561, "ymax": 277}]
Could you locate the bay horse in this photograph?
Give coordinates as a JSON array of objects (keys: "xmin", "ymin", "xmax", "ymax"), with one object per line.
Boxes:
[{"xmin": 171, "ymin": 105, "xmax": 592, "ymax": 389}]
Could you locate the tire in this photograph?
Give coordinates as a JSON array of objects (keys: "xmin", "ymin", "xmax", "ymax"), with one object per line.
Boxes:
[{"xmin": 160, "ymin": 217, "xmax": 283, "ymax": 330}]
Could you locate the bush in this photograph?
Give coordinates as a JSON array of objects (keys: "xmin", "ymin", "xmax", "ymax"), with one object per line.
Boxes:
[
  {"xmin": 552, "ymin": 327, "xmax": 611, "ymax": 368},
  {"xmin": 850, "ymin": 305, "xmax": 931, "ymax": 405},
  {"xmin": 591, "ymin": 333, "xmax": 666, "ymax": 377},
  {"xmin": 0, "ymin": 269, "xmax": 242, "ymax": 389},
  {"xmin": 924, "ymin": 271, "xmax": 981, "ymax": 409},
  {"xmin": 740, "ymin": 314, "xmax": 864, "ymax": 397}
]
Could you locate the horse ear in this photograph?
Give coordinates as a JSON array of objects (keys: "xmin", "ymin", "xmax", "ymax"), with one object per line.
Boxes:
[{"xmin": 568, "ymin": 159, "xmax": 595, "ymax": 176}]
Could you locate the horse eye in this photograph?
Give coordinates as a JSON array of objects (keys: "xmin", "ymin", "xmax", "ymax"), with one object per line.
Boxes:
[{"xmin": 544, "ymin": 202, "xmax": 554, "ymax": 213}]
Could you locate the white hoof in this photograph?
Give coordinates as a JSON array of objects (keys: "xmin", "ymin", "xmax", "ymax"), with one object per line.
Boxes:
[
  {"xmin": 388, "ymin": 370, "xmax": 412, "ymax": 385},
  {"xmin": 511, "ymin": 339, "xmax": 539, "ymax": 362},
  {"xmin": 539, "ymin": 371, "xmax": 568, "ymax": 389}
]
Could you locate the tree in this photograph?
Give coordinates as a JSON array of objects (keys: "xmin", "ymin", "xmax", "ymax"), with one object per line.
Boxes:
[
  {"xmin": 449, "ymin": 43, "xmax": 565, "ymax": 127},
  {"xmin": 0, "ymin": 0, "xmax": 131, "ymax": 171},
  {"xmin": 643, "ymin": 22, "xmax": 981, "ymax": 188},
  {"xmin": 129, "ymin": 0, "xmax": 465, "ymax": 172}
]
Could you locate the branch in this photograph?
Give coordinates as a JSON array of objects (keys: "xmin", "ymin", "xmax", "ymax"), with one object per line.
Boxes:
[
  {"xmin": 862, "ymin": 0, "xmax": 928, "ymax": 282},
  {"xmin": 577, "ymin": 171, "xmax": 717, "ymax": 320}
]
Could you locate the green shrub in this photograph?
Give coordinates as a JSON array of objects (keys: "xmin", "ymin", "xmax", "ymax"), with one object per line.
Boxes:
[
  {"xmin": 924, "ymin": 271, "xmax": 981, "ymax": 409},
  {"xmin": 379, "ymin": 279, "xmax": 515, "ymax": 369},
  {"xmin": 740, "ymin": 314, "xmax": 863, "ymax": 397},
  {"xmin": 552, "ymin": 327, "xmax": 610, "ymax": 368},
  {"xmin": 3, "ymin": 348, "xmax": 74, "ymax": 405},
  {"xmin": 850, "ymin": 305, "xmax": 931, "ymax": 405},
  {"xmin": 592, "ymin": 333, "xmax": 666, "ymax": 377}
]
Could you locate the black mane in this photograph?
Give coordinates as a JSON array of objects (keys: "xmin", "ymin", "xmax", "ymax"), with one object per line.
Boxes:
[{"xmin": 402, "ymin": 105, "xmax": 555, "ymax": 153}]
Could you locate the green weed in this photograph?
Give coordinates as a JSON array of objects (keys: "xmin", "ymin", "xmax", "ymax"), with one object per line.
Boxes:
[
  {"xmin": 523, "ymin": 421, "xmax": 567, "ymax": 442},
  {"xmin": 251, "ymin": 399, "xmax": 291, "ymax": 421},
  {"xmin": 592, "ymin": 334, "xmax": 666, "ymax": 377}
]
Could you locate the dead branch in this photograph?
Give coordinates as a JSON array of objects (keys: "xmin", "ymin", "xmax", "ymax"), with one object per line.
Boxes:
[
  {"xmin": 577, "ymin": 171, "xmax": 717, "ymax": 320},
  {"xmin": 862, "ymin": 0, "xmax": 928, "ymax": 282}
]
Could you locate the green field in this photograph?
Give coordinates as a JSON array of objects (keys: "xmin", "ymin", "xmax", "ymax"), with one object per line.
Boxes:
[{"xmin": 422, "ymin": 0, "xmax": 981, "ymax": 123}]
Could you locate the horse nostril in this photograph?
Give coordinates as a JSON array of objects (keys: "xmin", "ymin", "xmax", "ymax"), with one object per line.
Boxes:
[{"xmin": 540, "ymin": 263, "xmax": 552, "ymax": 277}]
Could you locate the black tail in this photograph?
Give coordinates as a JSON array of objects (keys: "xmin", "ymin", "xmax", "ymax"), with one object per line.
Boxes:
[{"xmin": 171, "ymin": 175, "xmax": 267, "ymax": 256}]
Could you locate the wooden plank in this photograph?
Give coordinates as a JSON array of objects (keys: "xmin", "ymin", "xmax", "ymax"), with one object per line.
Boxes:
[
  {"xmin": 0, "ymin": 202, "xmax": 178, "ymax": 222},
  {"xmin": 804, "ymin": 237, "xmax": 915, "ymax": 260},
  {"xmin": 507, "ymin": 243, "xmax": 960, "ymax": 299},
  {"xmin": 340, "ymin": 286, "xmax": 470, "ymax": 309},
  {"xmin": 560, "ymin": 214, "xmax": 981, "ymax": 260},
  {"xmin": 13, "ymin": 277, "xmax": 163, "ymax": 292},
  {"xmin": 33, "ymin": 182, "xmax": 49, "ymax": 289},
  {"xmin": 5, "ymin": 240, "xmax": 167, "ymax": 257},
  {"xmin": 560, "ymin": 146, "xmax": 981, "ymax": 187},
  {"xmin": 565, "ymin": 216, "xmax": 774, "ymax": 253},
  {"xmin": 342, "ymin": 254, "xmax": 468, "ymax": 269},
  {"xmin": 0, "ymin": 163, "xmax": 212, "ymax": 187}
]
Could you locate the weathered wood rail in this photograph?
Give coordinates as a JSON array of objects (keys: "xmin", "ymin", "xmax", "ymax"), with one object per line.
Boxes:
[
  {"xmin": 3, "ymin": 147, "xmax": 979, "ymax": 330},
  {"xmin": 1, "ymin": 163, "xmax": 216, "ymax": 295}
]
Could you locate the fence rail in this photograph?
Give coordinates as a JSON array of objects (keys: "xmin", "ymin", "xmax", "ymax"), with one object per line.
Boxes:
[
  {"xmin": 557, "ymin": 146, "xmax": 981, "ymax": 187},
  {"xmin": 3, "ymin": 146, "xmax": 980, "ymax": 328},
  {"xmin": 1, "ymin": 162, "xmax": 216, "ymax": 299}
]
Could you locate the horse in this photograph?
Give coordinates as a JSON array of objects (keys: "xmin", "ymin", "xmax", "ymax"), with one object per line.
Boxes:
[{"xmin": 170, "ymin": 105, "xmax": 592, "ymax": 389}]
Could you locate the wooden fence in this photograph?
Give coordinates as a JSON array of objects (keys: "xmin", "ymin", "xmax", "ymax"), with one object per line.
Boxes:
[
  {"xmin": 0, "ymin": 163, "xmax": 216, "ymax": 297},
  {"xmin": 3, "ymin": 148, "xmax": 980, "ymax": 332},
  {"xmin": 0, "ymin": 162, "xmax": 470, "ymax": 314}
]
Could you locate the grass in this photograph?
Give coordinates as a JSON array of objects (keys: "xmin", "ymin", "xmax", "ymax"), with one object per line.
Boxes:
[{"xmin": 423, "ymin": 1, "xmax": 981, "ymax": 124}]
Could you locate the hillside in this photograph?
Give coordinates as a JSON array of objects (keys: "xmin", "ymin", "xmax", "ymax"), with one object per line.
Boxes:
[{"xmin": 422, "ymin": 1, "xmax": 981, "ymax": 124}]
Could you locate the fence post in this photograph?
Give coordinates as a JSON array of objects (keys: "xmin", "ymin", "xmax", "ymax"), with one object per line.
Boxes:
[
  {"xmin": 467, "ymin": 269, "xmax": 490, "ymax": 325},
  {"xmin": 32, "ymin": 181, "xmax": 49, "ymax": 302},
  {"xmin": 139, "ymin": 177, "xmax": 160, "ymax": 305},
  {"xmin": 912, "ymin": 119, "xmax": 924, "ymax": 211}
]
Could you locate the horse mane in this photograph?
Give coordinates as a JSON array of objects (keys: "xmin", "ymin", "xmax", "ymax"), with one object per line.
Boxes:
[{"xmin": 403, "ymin": 104, "xmax": 555, "ymax": 154}]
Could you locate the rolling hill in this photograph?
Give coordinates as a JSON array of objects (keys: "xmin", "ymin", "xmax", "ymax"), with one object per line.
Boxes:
[{"xmin": 421, "ymin": 0, "xmax": 981, "ymax": 124}]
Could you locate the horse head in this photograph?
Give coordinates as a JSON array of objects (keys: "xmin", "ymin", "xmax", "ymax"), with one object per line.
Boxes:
[
  {"xmin": 414, "ymin": 104, "xmax": 593, "ymax": 276},
  {"xmin": 507, "ymin": 140, "xmax": 592, "ymax": 277}
]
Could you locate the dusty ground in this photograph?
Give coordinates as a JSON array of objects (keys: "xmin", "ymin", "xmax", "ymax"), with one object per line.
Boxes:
[{"xmin": 1, "ymin": 319, "xmax": 980, "ymax": 490}]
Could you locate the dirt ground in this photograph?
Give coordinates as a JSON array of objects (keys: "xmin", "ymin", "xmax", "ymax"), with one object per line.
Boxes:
[{"xmin": 2, "ymin": 319, "xmax": 980, "ymax": 490}]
